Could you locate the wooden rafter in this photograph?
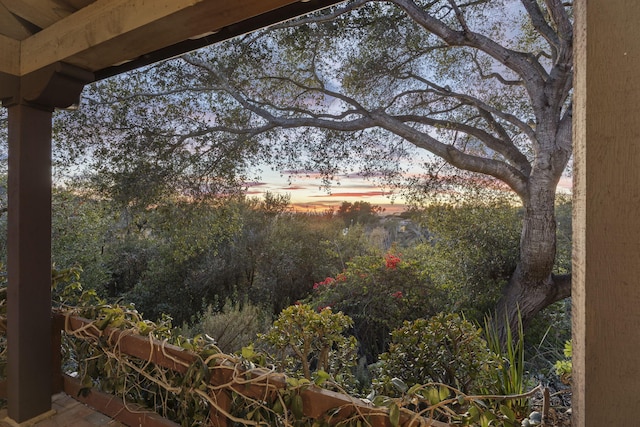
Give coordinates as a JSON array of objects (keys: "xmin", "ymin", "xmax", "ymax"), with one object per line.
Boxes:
[
  {"xmin": 0, "ymin": 33, "xmax": 20, "ymax": 76},
  {"xmin": 0, "ymin": 0, "xmax": 313, "ymax": 77},
  {"xmin": 1, "ymin": 0, "xmax": 75, "ymax": 29},
  {"xmin": 0, "ymin": 2, "xmax": 33, "ymax": 40}
]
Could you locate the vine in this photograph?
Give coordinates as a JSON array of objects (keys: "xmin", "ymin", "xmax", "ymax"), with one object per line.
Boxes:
[{"xmin": 0, "ymin": 267, "xmax": 548, "ymax": 426}]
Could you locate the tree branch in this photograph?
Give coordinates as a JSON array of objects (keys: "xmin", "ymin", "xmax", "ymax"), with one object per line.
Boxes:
[
  {"xmin": 184, "ymin": 53, "xmax": 531, "ymax": 197},
  {"xmin": 370, "ymin": 110, "xmax": 529, "ymax": 197},
  {"xmin": 544, "ymin": 0, "xmax": 573, "ymax": 43},
  {"xmin": 471, "ymin": 51, "xmax": 524, "ymax": 87},
  {"xmin": 404, "ymin": 72, "xmax": 536, "ymax": 143},
  {"xmin": 447, "ymin": 0, "xmax": 470, "ymax": 33},
  {"xmin": 520, "ymin": 0, "xmax": 560, "ymax": 56},
  {"xmin": 393, "ymin": 112, "xmax": 531, "ymax": 176},
  {"xmin": 387, "ymin": 0, "xmax": 549, "ymax": 87},
  {"xmin": 269, "ymin": 0, "xmax": 371, "ymax": 31}
]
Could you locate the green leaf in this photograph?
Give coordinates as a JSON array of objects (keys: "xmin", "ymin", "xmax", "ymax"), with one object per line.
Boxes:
[
  {"xmin": 388, "ymin": 402, "xmax": 400, "ymax": 427},
  {"xmin": 372, "ymin": 395, "xmax": 391, "ymax": 406},
  {"xmin": 468, "ymin": 405, "xmax": 480, "ymax": 422},
  {"xmin": 291, "ymin": 393, "xmax": 304, "ymax": 419},
  {"xmin": 314, "ymin": 369, "xmax": 330, "ymax": 386},
  {"xmin": 391, "ymin": 377, "xmax": 408, "ymax": 393},
  {"xmin": 241, "ymin": 344, "xmax": 255, "ymax": 359},
  {"xmin": 480, "ymin": 411, "xmax": 496, "ymax": 427},
  {"xmin": 500, "ymin": 404, "xmax": 516, "ymax": 422},
  {"xmin": 407, "ymin": 383, "xmax": 423, "ymax": 395},
  {"xmin": 427, "ymin": 387, "xmax": 441, "ymax": 405},
  {"xmin": 272, "ymin": 398, "xmax": 284, "ymax": 414},
  {"xmin": 438, "ymin": 385, "xmax": 450, "ymax": 401}
]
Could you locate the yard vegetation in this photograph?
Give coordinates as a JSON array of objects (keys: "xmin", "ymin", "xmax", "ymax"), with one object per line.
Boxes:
[{"xmin": 0, "ymin": 182, "xmax": 572, "ymax": 425}]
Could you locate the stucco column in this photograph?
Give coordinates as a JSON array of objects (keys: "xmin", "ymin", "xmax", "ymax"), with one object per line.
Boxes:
[
  {"xmin": 573, "ymin": 1, "xmax": 640, "ymax": 425},
  {"xmin": 0, "ymin": 63, "xmax": 92, "ymax": 423}
]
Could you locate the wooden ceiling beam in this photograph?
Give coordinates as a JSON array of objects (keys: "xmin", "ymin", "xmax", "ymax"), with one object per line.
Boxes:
[
  {"xmin": 20, "ymin": 0, "xmax": 206, "ymax": 75},
  {"xmin": 0, "ymin": 34, "xmax": 20, "ymax": 75},
  {"xmin": 1, "ymin": 0, "xmax": 75, "ymax": 29},
  {"xmin": 62, "ymin": 0, "xmax": 96, "ymax": 9},
  {"xmin": 0, "ymin": 3, "xmax": 33, "ymax": 40},
  {"xmin": 18, "ymin": 0, "xmax": 301, "ymax": 76},
  {"xmin": 93, "ymin": 0, "xmax": 346, "ymax": 81}
]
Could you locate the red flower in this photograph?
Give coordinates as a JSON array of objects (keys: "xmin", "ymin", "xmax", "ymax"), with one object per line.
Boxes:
[
  {"xmin": 392, "ymin": 291, "xmax": 403, "ymax": 299},
  {"xmin": 385, "ymin": 253, "xmax": 402, "ymax": 269},
  {"xmin": 313, "ymin": 277, "xmax": 336, "ymax": 290},
  {"xmin": 336, "ymin": 272, "xmax": 347, "ymax": 282}
]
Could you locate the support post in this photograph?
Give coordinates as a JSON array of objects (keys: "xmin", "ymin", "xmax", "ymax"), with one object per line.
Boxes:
[
  {"xmin": 0, "ymin": 63, "xmax": 92, "ymax": 423},
  {"xmin": 573, "ymin": 1, "xmax": 640, "ymax": 425},
  {"xmin": 6, "ymin": 102, "xmax": 54, "ymax": 422}
]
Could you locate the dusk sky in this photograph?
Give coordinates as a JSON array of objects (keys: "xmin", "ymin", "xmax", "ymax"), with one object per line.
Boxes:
[
  {"xmin": 245, "ymin": 167, "xmax": 408, "ymax": 214},
  {"xmin": 244, "ymin": 166, "xmax": 573, "ymax": 214}
]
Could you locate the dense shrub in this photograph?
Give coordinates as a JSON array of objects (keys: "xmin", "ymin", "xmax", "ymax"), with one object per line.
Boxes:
[
  {"xmin": 307, "ymin": 250, "xmax": 445, "ymax": 362},
  {"xmin": 107, "ymin": 195, "xmax": 371, "ymax": 324},
  {"xmin": 374, "ymin": 313, "xmax": 501, "ymax": 396},
  {"xmin": 256, "ymin": 304, "xmax": 358, "ymax": 389},
  {"xmin": 409, "ymin": 200, "xmax": 522, "ymax": 322}
]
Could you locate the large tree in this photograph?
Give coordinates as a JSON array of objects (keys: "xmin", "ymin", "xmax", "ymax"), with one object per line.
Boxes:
[{"xmin": 60, "ymin": 0, "xmax": 572, "ymax": 332}]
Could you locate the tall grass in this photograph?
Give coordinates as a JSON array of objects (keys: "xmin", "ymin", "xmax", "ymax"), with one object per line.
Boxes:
[{"xmin": 483, "ymin": 310, "xmax": 528, "ymax": 417}]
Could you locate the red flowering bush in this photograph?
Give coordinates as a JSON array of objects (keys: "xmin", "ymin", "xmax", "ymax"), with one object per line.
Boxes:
[
  {"xmin": 306, "ymin": 250, "xmax": 445, "ymax": 362},
  {"xmin": 313, "ymin": 276, "xmax": 336, "ymax": 290},
  {"xmin": 384, "ymin": 253, "xmax": 402, "ymax": 270}
]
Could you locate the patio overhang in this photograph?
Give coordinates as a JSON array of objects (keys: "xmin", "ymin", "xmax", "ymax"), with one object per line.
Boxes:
[{"xmin": 0, "ymin": 0, "xmax": 346, "ymax": 79}]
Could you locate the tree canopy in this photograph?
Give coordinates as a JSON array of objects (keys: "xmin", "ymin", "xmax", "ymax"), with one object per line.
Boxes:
[{"xmin": 54, "ymin": 0, "xmax": 573, "ymax": 332}]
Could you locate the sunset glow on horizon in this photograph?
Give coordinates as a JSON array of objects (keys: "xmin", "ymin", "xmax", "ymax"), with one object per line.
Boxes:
[
  {"xmin": 245, "ymin": 168, "xmax": 406, "ymax": 214},
  {"xmin": 245, "ymin": 169, "xmax": 573, "ymax": 215}
]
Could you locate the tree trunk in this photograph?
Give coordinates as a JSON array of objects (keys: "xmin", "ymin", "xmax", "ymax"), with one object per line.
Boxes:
[{"xmin": 496, "ymin": 173, "xmax": 572, "ymax": 342}]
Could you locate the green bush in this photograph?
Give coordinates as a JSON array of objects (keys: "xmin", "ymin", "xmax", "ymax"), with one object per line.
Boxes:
[
  {"xmin": 374, "ymin": 313, "xmax": 501, "ymax": 396},
  {"xmin": 409, "ymin": 200, "xmax": 522, "ymax": 322},
  {"xmin": 256, "ymin": 304, "xmax": 358, "ymax": 389}
]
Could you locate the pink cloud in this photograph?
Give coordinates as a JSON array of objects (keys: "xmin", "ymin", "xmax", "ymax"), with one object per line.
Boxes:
[
  {"xmin": 311, "ymin": 191, "xmax": 389, "ymax": 198},
  {"xmin": 244, "ymin": 181, "xmax": 268, "ymax": 188}
]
